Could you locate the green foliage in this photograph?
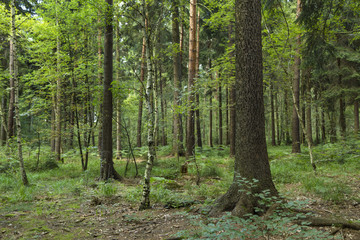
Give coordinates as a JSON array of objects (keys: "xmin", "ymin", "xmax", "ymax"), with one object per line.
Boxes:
[{"xmin": 174, "ymin": 181, "xmax": 334, "ymax": 240}]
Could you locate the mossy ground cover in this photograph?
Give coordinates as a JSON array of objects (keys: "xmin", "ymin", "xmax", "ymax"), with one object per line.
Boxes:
[{"xmin": 0, "ymin": 141, "xmax": 359, "ymax": 239}]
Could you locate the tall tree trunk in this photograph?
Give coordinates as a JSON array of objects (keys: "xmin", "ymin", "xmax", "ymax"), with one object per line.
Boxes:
[
  {"xmin": 139, "ymin": 0, "xmax": 156, "ymax": 210},
  {"xmin": 97, "ymin": 13, "xmax": 103, "ymax": 153},
  {"xmin": 226, "ymin": 87, "xmax": 230, "ymax": 145},
  {"xmin": 301, "ymin": 81, "xmax": 306, "ymax": 144},
  {"xmin": 329, "ymin": 112, "xmax": 337, "ymax": 143},
  {"xmin": 10, "ymin": 0, "xmax": 28, "ymax": 186},
  {"xmin": 186, "ymin": 0, "xmax": 197, "ymax": 158},
  {"xmin": 321, "ymin": 108, "xmax": 326, "ymax": 142},
  {"xmin": 116, "ymin": 16, "xmax": 122, "ymax": 159},
  {"xmin": 292, "ymin": 0, "xmax": 301, "ymax": 153},
  {"xmin": 210, "ymin": 0, "xmax": 277, "ymax": 217},
  {"xmin": 275, "ymin": 91, "xmax": 281, "ymax": 145},
  {"xmin": 137, "ymin": 36, "xmax": 146, "ymax": 148},
  {"xmin": 7, "ymin": 2, "xmax": 16, "ymax": 142},
  {"xmin": 228, "ymin": 23, "xmax": 236, "ymax": 156},
  {"xmin": 100, "ymin": 0, "xmax": 121, "ymax": 181},
  {"xmin": 195, "ymin": 10, "xmax": 202, "ymax": 148},
  {"xmin": 338, "ymin": 58, "xmax": 346, "ymax": 139},
  {"xmin": 354, "ymin": 99, "xmax": 359, "ymax": 135},
  {"xmin": 55, "ymin": 8, "xmax": 62, "ymax": 162},
  {"xmin": 284, "ymin": 89, "xmax": 291, "ymax": 144},
  {"xmin": 270, "ymin": 79, "xmax": 276, "ymax": 146},
  {"xmin": 305, "ymin": 70, "xmax": 313, "ymax": 146},
  {"xmin": 315, "ymin": 89, "xmax": 320, "ymax": 144},
  {"xmin": 172, "ymin": 1, "xmax": 185, "ymax": 156},
  {"xmin": 218, "ymin": 78, "xmax": 223, "ymax": 146},
  {"xmin": 160, "ymin": 75, "xmax": 166, "ymax": 146}
]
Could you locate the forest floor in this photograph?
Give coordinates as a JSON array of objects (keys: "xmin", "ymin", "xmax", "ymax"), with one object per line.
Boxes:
[{"xmin": 1, "ymin": 143, "xmax": 360, "ymax": 239}]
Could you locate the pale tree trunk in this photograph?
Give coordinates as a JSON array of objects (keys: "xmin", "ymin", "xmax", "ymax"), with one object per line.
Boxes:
[
  {"xmin": 10, "ymin": 0, "xmax": 28, "ymax": 186},
  {"xmin": 292, "ymin": 0, "xmax": 301, "ymax": 153},
  {"xmin": 284, "ymin": 89, "xmax": 291, "ymax": 144},
  {"xmin": 210, "ymin": 0, "xmax": 277, "ymax": 217},
  {"xmin": 1, "ymin": 96, "xmax": 7, "ymax": 145},
  {"xmin": 100, "ymin": 0, "xmax": 121, "ymax": 181},
  {"xmin": 186, "ymin": 0, "xmax": 197, "ymax": 158},
  {"xmin": 225, "ymin": 87, "xmax": 230, "ymax": 145},
  {"xmin": 137, "ymin": 36, "xmax": 146, "ymax": 148},
  {"xmin": 195, "ymin": 10, "xmax": 202, "ymax": 148},
  {"xmin": 139, "ymin": 0, "xmax": 156, "ymax": 210},
  {"xmin": 172, "ymin": 0, "xmax": 185, "ymax": 156},
  {"xmin": 116, "ymin": 16, "xmax": 122, "ymax": 159}
]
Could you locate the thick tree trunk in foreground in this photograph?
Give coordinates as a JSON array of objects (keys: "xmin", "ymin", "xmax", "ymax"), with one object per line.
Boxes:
[
  {"xmin": 210, "ymin": 0, "xmax": 277, "ymax": 217},
  {"xmin": 100, "ymin": 0, "xmax": 121, "ymax": 181},
  {"xmin": 292, "ymin": 0, "xmax": 301, "ymax": 153},
  {"xmin": 186, "ymin": 0, "xmax": 197, "ymax": 158}
]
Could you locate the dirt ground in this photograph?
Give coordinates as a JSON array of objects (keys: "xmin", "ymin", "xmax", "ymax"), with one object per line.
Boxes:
[{"xmin": 1, "ymin": 182, "xmax": 359, "ymax": 240}]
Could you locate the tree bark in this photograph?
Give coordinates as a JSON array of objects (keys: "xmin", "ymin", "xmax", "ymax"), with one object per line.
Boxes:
[
  {"xmin": 305, "ymin": 70, "xmax": 313, "ymax": 146},
  {"xmin": 55, "ymin": 8, "xmax": 62, "ymax": 162},
  {"xmin": 11, "ymin": 0, "xmax": 28, "ymax": 186},
  {"xmin": 186, "ymin": 0, "xmax": 197, "ymax": 158},
  {"xmin": 338, "ymin": 58, "xmax": 346, "ymax": 139},
  {"xmin": 97, "ymin": 13, "xmax": 103, "ymax": 153},
  {"xmin": 210, "ymin": 0, "xmax": 277, "ymax": 217},
  {"xmin": 292, "ymin": 0, "xmax": 301, "ymax": 153},
  {"xmin": 218, "ymin": 79, "xmax": 223, "ymax": 146},
  {"xmin": 195, "ymin": 10, "xmax": 202, "ymax": 148},
  {"xmin": 100, "ymin": 0, "xmax": 121, "ymax": 181},
  {"xmin": 1, "ymin": 96, "xmax": 7, "ymax": 145},
  {"xmin": 172, "ymin": 1, "xmax": 185, "ymax": 156},
  {"xmin": 139, "ymin": 0, "xmax": 156, "ymax": 210},
  {"xmin": 115, "ymin": 16, "xmax": 122, "ymax": 159},
  {"xmin": 270, "ymin": 79, "xmax": 276, "ymax": 146},
  {"xmin": 137, "ymin": 36, "xmax": 146, "ymax": 148}
]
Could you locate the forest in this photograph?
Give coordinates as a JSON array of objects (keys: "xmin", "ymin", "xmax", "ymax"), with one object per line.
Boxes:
[{"xmin": 0, "ymin": 0, "xmax": 360, "ymax": 239}]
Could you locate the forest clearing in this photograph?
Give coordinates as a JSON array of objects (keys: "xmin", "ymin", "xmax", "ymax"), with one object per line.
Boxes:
[
  {"xmin": 1, "ymin": 143, "xmax": 360, "ymax": 239},
  {"xmin": 1, "ymin": 0, "xmax": 360, "ymax": 239}
]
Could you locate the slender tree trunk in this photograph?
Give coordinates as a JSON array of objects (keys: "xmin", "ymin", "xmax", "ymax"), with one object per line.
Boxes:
[
  {"xmin": 11, "ymin": 0, "xmax": 28, "ymax": 186},
  {"xmin": 354, "ymin": 99, "xmax": 359, "ymax": 135},
  {"xmin": 228, "ymin": 24, "xmax": 236, "ymax": 156},
  {"xmin": 55, "ymin": 9, "xmax": 62, "ymax": 162},
  {"xmin": 270, "ymin": 79, "xmax": 276, "ymax": 146},
  {"xmin": 218, "ymin": 78, "xmax": 223, "ymax": 146},
  {"xmin": 7, "ymin": 2, "xmax": 16, "ymax": 142},
  {"xmin": 284, "ymin": 89, "xmax": 290, "ymax": 144},
  {"xmin": 329, "ymin": 111, "xmax": 337, "ymax": 143},
  {"xmin": 292, "ymin": 0, "xmax": 301, "ymax": 153},
  {"xmin": 100, "ymin": 0, "xmax": 121, "ymax": 181},
  {"xmin": 195, "ymin": 10, "xmax": 202, "ymax": 148},
  {"xmin": 210, "ymin": 0, "xmax": 277, "ymax": 217},
  {"xmin": 321, "ymin": 108, "xmax": 326, "ymax": 142},
  {"xmin": 301, "ymin": 82, "xmax": 306, "ymax": 144},
  {"xmin": 305, "ymin": 70, "xmax": 313, "ymax": 146},
  {"xmin": 226, "ymin": 87, "xmax": 230, "ymax": 145},
  {"xmin": 97, "ymin": 13, "xmax": 103, "ymax": 153},
  {"xmin": 137, "ymin": 36, "xmax": 146, "ymax": 148},
  {"xmin": 315, "ymin": 89, "xmax": 320, "ymax": 144},
  {"xmin": 275, "ymin": 91, "xmax": 281, "ymax": 145},
  {"xmin": 186, "ymin": 0, "xmax": 197, "ymax": 158},
  {"xmin": 338, "ymin": 58, "xmax": 346, "ymax": 139},
  {"xmin": 172, "ymin": 1, "xmax": 185, "ymax": 156},
  {"xmin": 160, "ymin": 76, "xmax": 166, "ymax": 146},
  {"xmin": 139, "ymin": 0, "xmax": 156, "ymax": 210},
  {"xmin": 116, "ymin": 17, "xmax": 122, "ymax": 159}
]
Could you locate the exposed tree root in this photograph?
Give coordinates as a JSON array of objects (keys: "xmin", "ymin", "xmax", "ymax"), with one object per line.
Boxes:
[{"xmin": 297, "ymin": 216, "xmax": 360, "ymax": 231}]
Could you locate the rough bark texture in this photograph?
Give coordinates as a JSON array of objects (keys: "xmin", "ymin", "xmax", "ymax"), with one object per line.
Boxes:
[
  {"xmin": 210, "ymin": 0, "xmax": 277, "ymax": 217},
  {"xmin": 172, "ymin": 1, "xmax": 185, "ymax": 156},
  {"xmin": 137, "ymin": 37, "xmax": 146, "ymax": 148},
  {"xmin": 186, "ymin": 0, "xmax": 197, "ymax": 158},
  {"xmin": 100, "ymin": 0, "xmax": 121, "ymax": 181},
  {"xmin": 55, "ymin": 12, "xmax": 61, "ymax": 162},
  {"xmin": 292, "ymin": 0, "xmax": 301, "ymax": 153}
]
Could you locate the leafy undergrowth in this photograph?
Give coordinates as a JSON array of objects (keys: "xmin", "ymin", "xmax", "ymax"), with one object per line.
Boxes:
[{"xmin": 0, "ymin": 141, "xmax": 359, "ymax": 239}]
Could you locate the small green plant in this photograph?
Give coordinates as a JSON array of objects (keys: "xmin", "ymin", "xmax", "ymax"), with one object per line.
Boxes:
[
  {"xmin": 174, "ymin": 178, "xmax": 335, "ymax": 240},
  {"xmin": 97, "ymin": 182, "xmax": 117, "ymax": 197}
]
